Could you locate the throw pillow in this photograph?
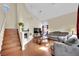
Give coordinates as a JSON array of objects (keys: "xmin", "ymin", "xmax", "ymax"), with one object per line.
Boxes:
[{"xmin": 65, "ymin": 35, "xmax": 77, "ymax": 45}]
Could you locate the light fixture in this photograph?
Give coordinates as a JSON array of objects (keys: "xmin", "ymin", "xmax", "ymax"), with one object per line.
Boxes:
[
  {"xmin": 70, "ymin": 28, "xmax": 75, "ymax": 35},
  {"xmin": 39, "ymin": 10, "xmax": 42, "ymax": 13},
  {"xmin": 2, "ymin": 4, "xmax": 10, "ymax": 25},
  {"xmin": 3, "ymin": 4, "xmax": 10, "ymax": 13}
]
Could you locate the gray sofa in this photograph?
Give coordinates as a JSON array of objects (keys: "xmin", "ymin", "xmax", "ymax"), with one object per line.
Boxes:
[
  {"xmin": 54, "ymin": 42, "xmax": 79, "ymax": 56},
  {"xmin": 52, "ymin": 34, "xmax": 79, "ymax": 56},
  {"xmin": 53, "ymin": 35, "xmax": 79, "ymax": 56},
  {"xmin": 48, "ymin": 31, "xmax": 79, "ymax": 56},
  {"xmin": 48, "ymin": 31, "xmax": 69, "ymax": 42}
]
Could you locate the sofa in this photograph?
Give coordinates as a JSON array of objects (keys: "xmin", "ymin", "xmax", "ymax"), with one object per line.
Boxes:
[
  {"xmin": 48, "ymin": 31, "xmax": 69, "ymax": 41},
  {"xmin": 53, "ymin": 35, "xmax": 79, "ymax": 56},
  {"xmin": 54, "ymin": 41, "xmax": 79, "ymax": 56}
]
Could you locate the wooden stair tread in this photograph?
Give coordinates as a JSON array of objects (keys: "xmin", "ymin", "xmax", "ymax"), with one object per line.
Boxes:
[
  {"xmin": 2, "ymin": 42, "xmax": 20, "ymax": 50},
  {"xmin": 1, "ymin": 50, "xmax": 22, "ymax": 56},
  {"xmin": 3, "ymin": 37, "xmax": 19, "ymax": 41},
  {"xmin": 1, "ymin": 46, "xmax": 21, "ymax": 53},
  {"xmin": 1, "ymin": 47, "xmax": 22, "ymax": 56},
  {"xmin": 3, "ymin": 39, "xmax": 19, "ymax": 45},
  {"xmin": 4, "ymin": 35, "xmax": 18, "ymax": 37},
  {"xmin": 4, "ymin": 29, "xmax": 18, "ymax": 32}
]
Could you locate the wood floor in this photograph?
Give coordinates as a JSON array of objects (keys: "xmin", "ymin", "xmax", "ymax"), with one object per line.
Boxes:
[
  {"xmin": 23, "ymin": 38, "xmax": 53, "ymax": 56},
  {"xmin": 1, "ymin": 29, "xmax": 54, "ymax": 56}
]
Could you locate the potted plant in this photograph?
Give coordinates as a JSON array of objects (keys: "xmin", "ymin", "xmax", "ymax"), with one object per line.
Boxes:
[{"xmin": 18, "ymin": 22, "xmax": 24, "ymax": 31}]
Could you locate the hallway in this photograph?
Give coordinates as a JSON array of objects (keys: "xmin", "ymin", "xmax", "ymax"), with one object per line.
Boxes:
[{"xmin": 1, "ymin": 29, "xmax": 22, "ymax": 56}]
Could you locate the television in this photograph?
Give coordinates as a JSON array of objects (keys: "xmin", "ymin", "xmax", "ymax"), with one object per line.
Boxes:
[{"xmin": 34, "ymin": 28, "xmax": 41, "ymax": 33}]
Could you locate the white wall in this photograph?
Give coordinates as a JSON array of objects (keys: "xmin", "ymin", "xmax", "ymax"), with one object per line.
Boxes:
[
  {"xmin": 17, "ymin": 3, "xmax": 41, "ymax": 35},
  {"xmin": 0, "ymin": 4, "xmax": 4, "ymax": 31},
  {"xmin": 5, "ymin": 4, "xmax": 17, "ymax": 29},
  {"xmin": 0, "ymin": 4, "xmax": 17, "ymax": 29},
  {"xmin": 48, "ymin": 12, "xmax": 77, "ymax": 34}
]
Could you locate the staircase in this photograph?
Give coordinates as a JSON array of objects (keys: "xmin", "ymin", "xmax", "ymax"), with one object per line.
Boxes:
[{"xmin": 1, "ymin": 29, "xmax": 22, "ymax": 56}]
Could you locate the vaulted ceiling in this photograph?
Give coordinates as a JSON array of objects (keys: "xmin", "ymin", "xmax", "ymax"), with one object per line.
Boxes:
[{"xmin": 25, "ymin": 3, "xmax": 78, "ymax": 21}]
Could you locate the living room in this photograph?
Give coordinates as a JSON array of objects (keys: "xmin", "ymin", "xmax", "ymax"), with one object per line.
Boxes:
[{"xmin": 0, "ymin": 3, "xmax": 79, "ymax": 56}]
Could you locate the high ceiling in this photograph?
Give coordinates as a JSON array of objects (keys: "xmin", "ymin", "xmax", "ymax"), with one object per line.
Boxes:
[{"xmin": 25, "ymin": 3, "xmax": 78, "ymax": 21}]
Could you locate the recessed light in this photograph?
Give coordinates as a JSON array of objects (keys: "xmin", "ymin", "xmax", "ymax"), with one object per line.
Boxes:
[
  {"xmin": 50, "ymin": 3, "xmax": 56, "ymax": 5},
  {"xmin": 39, "ymin": 10, "xmax": 42, "ymax": 13}
]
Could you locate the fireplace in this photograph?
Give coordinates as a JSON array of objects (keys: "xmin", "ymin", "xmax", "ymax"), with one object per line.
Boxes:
[{"xmin": 33, "ymin": 28, "xmax": 41, "ymax": 37}]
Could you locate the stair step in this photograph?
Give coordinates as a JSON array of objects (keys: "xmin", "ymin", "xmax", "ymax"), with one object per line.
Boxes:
[
  {"xmin": 3, "ymin": 37, "xmax": 19, "ymax": 40},
  {"xmin": 4, "ymin": 34, "xmax": 18, "ymax": 38},
  {"xmin": 1, "ymin": 51, "xmax": 22, "ymax": 56},
  {"xmin": 4, "ymin": 33, "xmax": 18, "ymax": 36},
  {"xmin": 1, "ymin": 46, "xmax": 21, "ymax": 53},
  {"xmin": 2, "ymin": 42, "xmax": 20, "ymax": 50},
  {"xmin": 5, "ymin": 29, "xmax": 18, "ymax": 32},
  {"xmin": 1, "ymin": 47, "xmax": 21, "ymax": 56},
  {"xmin": 3, "ymin": 39, "xmax": 19, "ymax": 45}
]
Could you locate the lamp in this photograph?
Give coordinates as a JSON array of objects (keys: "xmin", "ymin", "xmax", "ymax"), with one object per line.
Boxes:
[{"xmin": 70, "ymin": 28, "xmax": 76, "ymax": 35}]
